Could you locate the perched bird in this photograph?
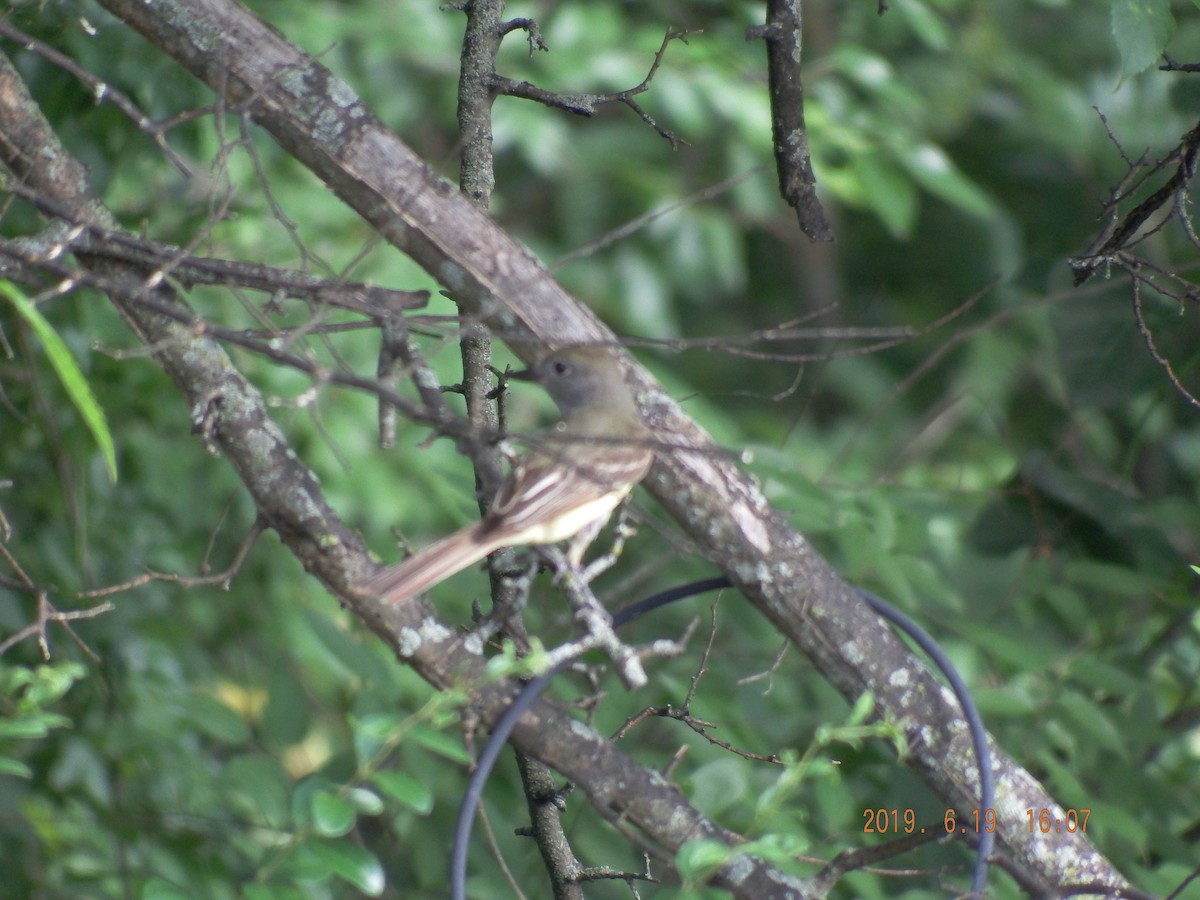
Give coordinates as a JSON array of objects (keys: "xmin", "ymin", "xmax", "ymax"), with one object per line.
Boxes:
[{"xmin": 361, "ymin": 345, "xmax": 654, "ymax": 605}]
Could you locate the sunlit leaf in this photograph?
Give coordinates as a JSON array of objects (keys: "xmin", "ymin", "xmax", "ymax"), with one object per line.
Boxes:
[
  {"xmin": 305, "ymin": 840, "xmax": 385, "ymax": 895},
  {"xmin": 893, "ymin": 142, "xmax": 995, "ymax": 220},
  {"xmin": 855, "ymin": 151, "xmax": 918, "ymax": 238},
  {"xmin": 676, "ymin": 839, "xmax": 732, "ymax": 882},
  {"xmin": 311, "ymin": 789, "xmax": 356, "ymax": 837},
  {"xmin": 1111, "ymin": 0, "xmax": 1174, "ymax": 76},
  {"xmin": 0, "ymin": 756, "xmax": 32, "ymax": 778},
  {"xmin": 408, "ymin": 725, "xmax": 471, "ymax": 764},
  {"xmin": 371, "ymin": 770, "xmax": 434, "ymax": 814},
  {"xmin": 0, "ymin": 280, "xmax": 117, "ymax": 481},
  {"xmin": 345, "ymin": 786, "xmax": 384, "ymax": 815}
]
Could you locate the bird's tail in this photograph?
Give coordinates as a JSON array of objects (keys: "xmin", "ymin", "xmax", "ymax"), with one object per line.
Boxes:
[{"xmin": 361, "ymin": 523, "xmax": 499, "ymax": 605}]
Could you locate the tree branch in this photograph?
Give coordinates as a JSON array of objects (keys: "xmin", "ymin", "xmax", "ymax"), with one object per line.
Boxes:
[{"xmin": 747, "ymin": 0, "xmax": 833, "ymax": 241}]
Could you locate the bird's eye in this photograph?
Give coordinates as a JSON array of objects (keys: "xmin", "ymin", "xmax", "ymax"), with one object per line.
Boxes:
[{"xmin": 553, "ymin": 361, "xmax": 569, "ymax": 375}]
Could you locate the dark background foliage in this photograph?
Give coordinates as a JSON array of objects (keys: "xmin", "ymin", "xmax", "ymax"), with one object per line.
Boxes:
[{"xmin": 1, "ymin": 0, "xmax": 1198, "ymax": 897}]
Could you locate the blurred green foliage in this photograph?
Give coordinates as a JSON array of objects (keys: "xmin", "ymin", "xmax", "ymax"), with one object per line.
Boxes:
[{"xmin": 1, "ymin": 0, "xmax": 1198, "ymax": 897}]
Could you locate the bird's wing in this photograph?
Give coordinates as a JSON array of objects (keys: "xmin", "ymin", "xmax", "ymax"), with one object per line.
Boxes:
[{"xmin": 483, "ymin": 442, "xmax": 653, "ymax": 541}]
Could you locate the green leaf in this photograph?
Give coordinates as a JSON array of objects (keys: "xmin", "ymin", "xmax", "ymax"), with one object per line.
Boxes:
[
  {"xmin": 1066, "ymin": 656, "xmax": 1144, "ymax": 697},
  {"xmin": 301, "ymin": 608, "xmax": 393, "ymax": 685},
  {"xmin": 1111, "ymin": 0, "xmax": 1174, "ymax": 76},
  {"xmin": 262, "ymin": 662, "xmax": 311, "ymax": 747},
  {"xmin": 408, "ymin": 725, "xmax": 471, "ymax": 764},
  {"xmin": 370, "ymin": 770, "xmax": 433, "ymax": 813},
  {"xmin": 677, "ymin": 834, "xmax": 806, "ymax": 885},
  {"xmin": 894, "ymin": 142, "xmax": 996, "ymax": 220},
  {"xmin": 1055, "ymin": 691, "xmax": 1127, "ymax": 757},
  {"xmin": 219, "ymin": 755, "xmax": 290, "ymax": 828},
  {"xmin": 0, "ymin": 667, "xmax": 36, "ymax": 695},
  {"xmin": 351, "ymin": 712, "xmax": 406, "ymax": 763},
  {"xmin": 0, "ymin": 280, "xmax": 117, "ymax": 482},
  {"xmin": 855, "ymin": 151, "xmax": 918, "ymax": 238},
  {"xmin": 956, "ymin": 622, "xmax": 1060, "ymax": 672},
  {"xmin": 242, "ymin": 886, "xmax": 301, "ymax": 900},
  {"xmin": 178, "ymin": 692, "xmax": 250, "ymax": 744},
  {"xmin": 676, "ymin": 839, "xmax": 733, "ymax": 882},
  {"xmin": 0, "ymin": 713, "xmax": 68, "ymax": 740},
  {"xmin": 846, "ymin": 691, "xmax": 875, "ymax": 727},
  {"xmin": 686, "ymin": 758, "xmax": 750, "ymax": 817},
  {"xmin": 1063, "ymin": 559, "xmax": 1167, "ymax": 597},
  {"xmin": 345, "ymin": 786, "xmax": 384, "ymax": 816},
  {"xmin": 140, "ymin": 878, "xmax": 189, "ymax": 900},
  {"xmin": 895, "ymin": 0, "xmax": 951, "ymax": 50},
  {"xmin": 0, "ymin": 756, "xmax": 32, "ymax": 778},
  {"xmin": 972, "ymin": 683, "xmax": 1039, "ymax": 717},
  {"xmin": 304, "ymin": 840, "xmax": 385, "ymax": 895},
  {"xmin": 311, "ymin": 789, "xmax": 357, "ymax": 837},
  {"xmin": 22, "ymin": 663, "xmax": 87, "ymax": 708},
  {"xmin": 738, "ymin": 832, "xmax": 809, "ymax": 862}
]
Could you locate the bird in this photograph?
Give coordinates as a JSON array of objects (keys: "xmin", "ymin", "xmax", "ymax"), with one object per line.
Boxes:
[{"xmin": 360, "ymin": 344, "xmax": 655, "ymax": 605}]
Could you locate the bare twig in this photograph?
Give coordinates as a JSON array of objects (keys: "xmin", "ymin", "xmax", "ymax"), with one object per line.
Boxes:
[
  {"xmin": 809, "ymin": 826, "xmax": 947, "ymax": 894},
  {"xmin": 747, "ymin": 1, "xmax": 834, "ymax": 240},
  {"xmin": 1071, "ymin": 121, "xmax": 1200, "ymax": 284},
  {"xmin": 736, "ymin": 639, "xmax": 791, "ymax": 691},
  {"xmin": 1130, "ymin": 271, "xmax": 1200, "ymax": 410},
  {"xmin": 0, "ymin": 186, "xmax": 428, "ymax": 317},
  {"xmin": 79, "ymin": 520, "xmax": 266, "ymax": 597},
  {"xmin": 1160, "ymin": 55, "xmax": 1200, "ymax": 74},
  {"xmin": 0, "ymin": 18, "xmax": 195, "ymax": 176},
  {"xmin": 499, "ymin": 17, "xmax": 548, "ymax": 55},
  {"xmin": 552, "ymin": 168, "xmax": 765, "ymax": 269},
  {"xmin": 0, "ymin": 541, "xmax": 115, "ymax": 661},
  {"xmin": 492, "ymin": 29, "xmax": 696, "ymax": 147}
]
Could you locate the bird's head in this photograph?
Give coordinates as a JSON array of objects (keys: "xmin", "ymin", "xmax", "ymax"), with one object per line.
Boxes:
[{"xmin": 511, "ymin": 345, "xmax": 640, "ymax": 425}]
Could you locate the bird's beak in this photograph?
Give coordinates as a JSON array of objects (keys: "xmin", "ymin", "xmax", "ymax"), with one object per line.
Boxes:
[{"xmin": 508, "ymin": 365, "xmax": 537, "ymax": 382}]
